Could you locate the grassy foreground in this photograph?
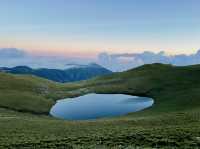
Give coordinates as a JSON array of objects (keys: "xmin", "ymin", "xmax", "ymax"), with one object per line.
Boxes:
[{"xmin": 0, "ymin": 63, "xmax": 200, "ymax": 148}]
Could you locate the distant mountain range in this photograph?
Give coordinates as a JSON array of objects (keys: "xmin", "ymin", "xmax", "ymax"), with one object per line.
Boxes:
[{"xmin": 0, "ymin": 63, "xmax": 112, "ymax": 83}]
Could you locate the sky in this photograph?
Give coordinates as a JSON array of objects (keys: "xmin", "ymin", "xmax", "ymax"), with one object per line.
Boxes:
[{"xmin": 0, "ymin": 0, "xmax": 200, "ymax": 57}]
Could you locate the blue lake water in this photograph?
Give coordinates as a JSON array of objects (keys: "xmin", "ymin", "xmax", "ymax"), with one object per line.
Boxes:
[{"xmin": 50, "ymin": 93, "xmax": 154, "ymax": 120}]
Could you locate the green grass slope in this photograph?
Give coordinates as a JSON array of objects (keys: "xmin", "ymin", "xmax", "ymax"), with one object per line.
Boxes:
[{"xmin": 0, "ymin": 72, "xmax": 83, "ymax": 114}]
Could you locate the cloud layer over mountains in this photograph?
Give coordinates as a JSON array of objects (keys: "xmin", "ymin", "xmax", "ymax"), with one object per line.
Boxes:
[
  {"xmin": 1, "ymin": 48, "xmax": 200, "ymax": 72},
  {"xmin": 98, "ymin": 50, "xmax": 200, "ymax": 71},
  {"xmin": 0, "ymin": 48, "xmax": 92, "ymax": 69}
]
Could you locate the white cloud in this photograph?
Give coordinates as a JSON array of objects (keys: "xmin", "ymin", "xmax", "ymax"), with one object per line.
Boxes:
[{"xmin": 97, "ymin": 49, "xmax": 200, "ymax": 72}]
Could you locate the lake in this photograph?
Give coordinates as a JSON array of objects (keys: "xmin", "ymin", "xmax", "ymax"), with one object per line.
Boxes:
[{"xmin": 50, "ymin": 93, "xmax": 154, "ymax": 120}]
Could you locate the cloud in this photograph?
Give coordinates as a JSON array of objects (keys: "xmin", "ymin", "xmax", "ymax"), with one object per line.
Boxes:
[
  {"xmin": 97, "ymin": 52, "xmax": 143, "ymax": 72},
  {"xmin": 0, "ymin": 48, "xmax": 27, "ymax": 58},
  {"xmin": 97, "ymin": 49, "xmax": 200, "ymax": 72}
]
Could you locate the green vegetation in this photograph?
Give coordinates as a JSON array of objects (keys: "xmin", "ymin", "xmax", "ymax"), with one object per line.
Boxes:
[{"xmin": 0, "ymin": 63, "xmax": 200, "ymax": 148}]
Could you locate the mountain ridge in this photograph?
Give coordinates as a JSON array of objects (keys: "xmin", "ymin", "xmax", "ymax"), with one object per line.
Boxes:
[{"xmin": 0, "ymin": 63, "xmax": 112, "ymax": 83}]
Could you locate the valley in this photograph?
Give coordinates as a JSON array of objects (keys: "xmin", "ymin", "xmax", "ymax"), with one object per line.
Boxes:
[{"xmin": 0, "ymin": 63, "xmax": 200, "ymax": 148}]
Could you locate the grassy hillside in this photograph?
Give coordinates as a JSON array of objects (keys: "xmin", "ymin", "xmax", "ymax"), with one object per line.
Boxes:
[
  {"xmin": 0, "ymin": 72, "xmax": 84, "ymax": 114},
  {"xmin": 81, "ymin": 63, "xmax": 200, "ymax": 114},
  {"xmin": 0, "ymin": 63, "xmax": 200, "ymax": 148}
]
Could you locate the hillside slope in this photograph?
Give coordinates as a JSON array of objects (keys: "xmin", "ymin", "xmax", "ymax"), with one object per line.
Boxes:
[
  {"xmin": 0, "ymin": 72, "xmax": 83, "ymax": 114},
  {"xmin": 1, "ymin": 63, "xmax": 200, "ymax": 115}
]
